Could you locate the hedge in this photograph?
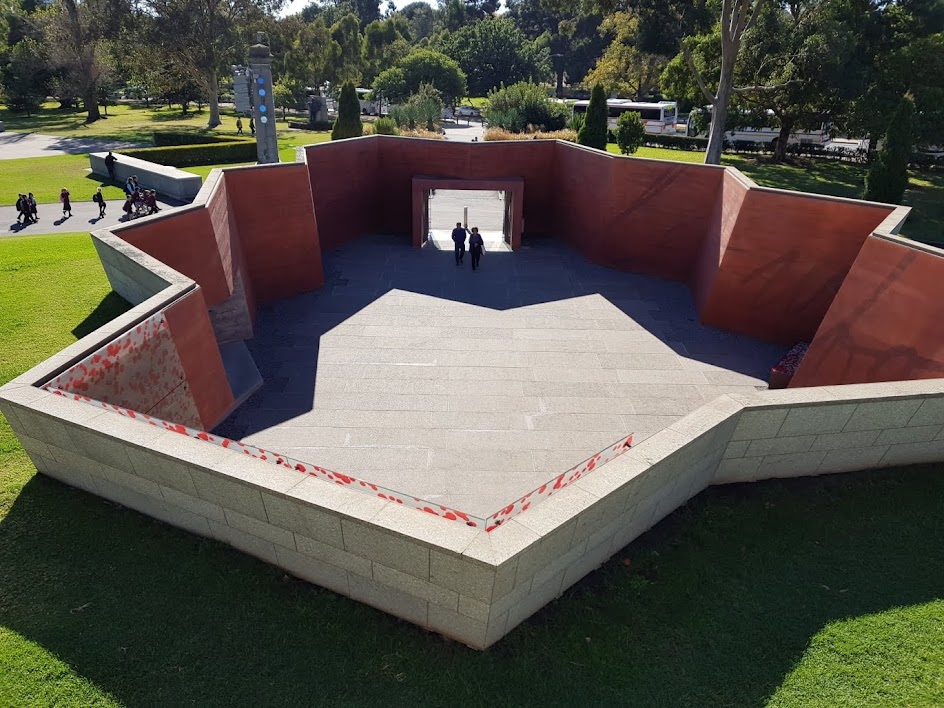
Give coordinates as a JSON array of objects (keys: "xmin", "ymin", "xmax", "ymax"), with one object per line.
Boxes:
[
  {"xmin": 124, "ymin": 141, "xmax": 258, "ymax": 167},
  {"xmin": 289, "ymin": 120, "xmax": 334, "ymax": 131},
  {"xmin": 152, "ymin": 132, "xmax": 249, "ymax": 146},
  {"xmin": 642, "ymin": 134, "xmax": 709, "ymax": 151}
]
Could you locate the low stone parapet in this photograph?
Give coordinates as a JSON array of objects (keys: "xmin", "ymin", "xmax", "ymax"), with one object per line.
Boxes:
[{"xmin": 89, "ymin": 151, "xmax": 203, "ymax": 201}]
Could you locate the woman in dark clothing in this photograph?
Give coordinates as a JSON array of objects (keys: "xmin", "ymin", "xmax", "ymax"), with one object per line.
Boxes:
[
  {"xmin": 469, "ymin": 227, "xmax": 485, "ymax": 270},
  {"xmin": 59, "ymin": 188, "xmax": 72, "ymax": 217}
]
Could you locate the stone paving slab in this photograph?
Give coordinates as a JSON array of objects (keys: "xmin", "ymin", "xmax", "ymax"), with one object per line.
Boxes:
[{"xmin": 215, "ymin": 235, "xmax": 785, "ymax": 518}]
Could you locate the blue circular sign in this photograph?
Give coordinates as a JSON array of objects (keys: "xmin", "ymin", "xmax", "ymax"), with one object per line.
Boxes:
[
  {"xmin": 257, "ymin": 77, "xmax": 264, "ymax": 85},
  {"xmin": 258, "ymin": 88, "xmax": 266, "ymax": 97},
  {"xmin": 259, "ymin": 105, "xmax": 267, "ymax": 113}
]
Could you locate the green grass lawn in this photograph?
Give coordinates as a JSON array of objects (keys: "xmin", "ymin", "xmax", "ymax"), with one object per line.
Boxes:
[
  {"xmin": 1, "ymin": 233, "xmax": 943, "ymax": 706},
  {"xmin": 1, "ymin": 136, "xmax": 328, "ymax": 206}
]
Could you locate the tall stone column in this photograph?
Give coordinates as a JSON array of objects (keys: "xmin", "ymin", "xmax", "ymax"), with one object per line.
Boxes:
[{"xmin": 248, "ymin": 42, "xmax": 280, "ymax": 165}]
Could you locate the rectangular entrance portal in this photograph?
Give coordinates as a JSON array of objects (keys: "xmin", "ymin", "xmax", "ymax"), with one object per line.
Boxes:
[{"xmin": 411, "ymin": 177, "xmax": 524, "ymax": 250}]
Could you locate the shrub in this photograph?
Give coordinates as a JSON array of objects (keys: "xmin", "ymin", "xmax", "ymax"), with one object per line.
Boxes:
[
  {"xmin": 642, "ymin": 134, "xmax": 709, "ymax": 151},
  {"xmin": 569, "ymin": 111, "xmax": 585, "ymax": 135},
  {"xmin": 484, "ymin": 128, "xmax": 577, "ymax": 142},
  {"xmin": 123, "ymin": 141, "xmax": 257, "ymax": 167},
  {"xmin": 864, "ymin": 94, "xmax": 914, "ymax": 204},
  {"xmin": 152, "ymin": 132, "xmax": 246, "ymax": 146},
  {"xmin": 331, "ymin": 82, "xmax": 363, "ymax": 140},
  {"xmin": 615, "ymin": 112, "xmax": 646, "ymax": 155},
  {"xmin": 407, "ymin": 84, "xmax": 443, "ymax": 132},
  {"xmin": 577, "ymin": 84, "xmax": 607, "ymax": 150},
  {"xmin": 373, "ymin": 116, "xmax": 399, "ymax": 135},
  {"xmin": 485, "ymin": 81, "xmax": 569, "ymax": 133}
]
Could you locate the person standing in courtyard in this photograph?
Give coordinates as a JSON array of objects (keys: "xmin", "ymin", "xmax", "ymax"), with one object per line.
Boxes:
[
  {"xmin": 469, "ymin": 226, "xmax": 485, "ymax": 270},
  {"xmin": 451, "ymin": 222, "xmax": 467, "ymax": 266},
  {"xmin": 104, "ymin": 151, "xmax": 118, "ymax": 182},
  {"xmin": 93, "ymin": 187, "xmax": 106, "ymax": 218},
  {"xmin": 59, "ymin": 187, "xmax": 72, "ymax": 218}
]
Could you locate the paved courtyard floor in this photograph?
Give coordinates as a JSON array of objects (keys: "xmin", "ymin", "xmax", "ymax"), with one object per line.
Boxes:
[{"xmin": 216, "ymin": 235, "xmax": 785, "ymax": 518}]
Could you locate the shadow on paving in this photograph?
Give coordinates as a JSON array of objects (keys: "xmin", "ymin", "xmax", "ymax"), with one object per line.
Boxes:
[
  {"xmin": 0, "ymin": 464, "xmax": 941, "ymax": 705},
  {"xmin": 215, "ymin": 234, "xmax": 782, "ymax": 440}
]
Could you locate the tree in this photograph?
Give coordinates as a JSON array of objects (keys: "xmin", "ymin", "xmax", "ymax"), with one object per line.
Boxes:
[
  {"xmin": 864, "ymin": 94, "xmax": 914, "ymax": 204},
  {"xmin": 147, "ymin": 0, "xmax": 286, "ymax": 129},
  {"xmin": 46, "ymin": 0, "xmax": 114, "ymax": 122},
  {"xmin": 395, "ymin": 49, "xmax": 466, "ymax": 106},
  {"xmin": 615, "ymin": 110, "xmax": 645, "ymax": 153},
  {"xmin": 363, "ymin": 15, "xmax": 410, "ymax": 82},
  {"xmin": 372, "ymin": 65, "xmax": 407, "ymax": 103},
  {"xmin": 1, "ymin": 36, "xmax": 47, "ymax": 115},
  {"xmin": 577, "ymin": 83, "xmax": 607, "ymax": 149},
  {"xmin": 400, "ymin": 1, "xmax": 434, "ymax": 41},
  {"xmin": 438, "ymin": 17, "xmax": 549, "ymax": 97},
  {"xmin": 676, "ymin": 0, "xmax": 770, "ymax": 164},
  {"xmin": 585, "ymin": 12, "xmax": 667, "ymax": 100},
  {"xmin": 273, "ymin": 79, "xmax": 296, "ymax": 119},
  {"xmin": 330, "ymin": 12, "xmax": 363, "ymax": 83},
  {"xmin": 352, "ymin": 0, "xmax": 379, "ymax": 29},
  {"xmin": 332, "ymin": 80, "xmax": 363, "ymax": 138},
  {"xmin": 281, "ymin": 17, "xmax": 338, "ymax": 95}
]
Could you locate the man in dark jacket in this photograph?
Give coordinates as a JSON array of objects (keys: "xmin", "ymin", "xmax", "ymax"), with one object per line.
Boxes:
[
  {"xmin": 104, "ymin": 151, "xmax": 118, "ymax": 182},
  {"xmin": 451, "ymin": 222, "xmax": 467, "ymax": 266}
]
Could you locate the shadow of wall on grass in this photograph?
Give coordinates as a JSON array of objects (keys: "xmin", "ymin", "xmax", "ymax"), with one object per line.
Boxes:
[
  {"xmin": 71, "ymin": 292, "xmax": 131, "ymax": 340},
  {"xmin": 0, "ymin": 464, "xmax": 940, "ymax": 706}
]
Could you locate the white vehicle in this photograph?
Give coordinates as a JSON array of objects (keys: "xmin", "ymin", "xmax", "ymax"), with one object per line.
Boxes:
[
  {"xmin": 687, "ymin": 108, "xmax": 829, "ymax": 147},
  {"xmin": 355, "ymin": 88, "xmax": 387, "ymax": 116},
  {"xmin": 572, "ymin": 99, "xmax": 679, "ymax": 134},
  {"xmin": 456, "ymin": 105, "xmax": 482, "ymax": 119}
]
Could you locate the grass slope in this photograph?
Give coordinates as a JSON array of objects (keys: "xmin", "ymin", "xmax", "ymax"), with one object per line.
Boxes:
[{"xmin": 1, "ymin": 234, "xmax": 943, "ymax": 706}]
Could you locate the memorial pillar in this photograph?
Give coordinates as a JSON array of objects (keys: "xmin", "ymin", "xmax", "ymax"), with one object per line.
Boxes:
[{"xmin": 248, "ymin": 42, "xmax": 280, "ymax": 165}]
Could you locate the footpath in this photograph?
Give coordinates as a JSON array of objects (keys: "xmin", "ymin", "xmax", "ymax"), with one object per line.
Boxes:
[{"xmin": 2, "ymin": 198, "xmax": 181, "ymax": 237}]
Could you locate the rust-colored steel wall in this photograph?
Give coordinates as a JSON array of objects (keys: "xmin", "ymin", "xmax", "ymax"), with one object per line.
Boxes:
[
  {"xmin": 691, "ymin": 170, "xmax": 750, "ymax": 312},
  {"xmin": 163, "ymin": 288, "xmax": 235, "ymax": 429},
  {"xmin": 553, "ymin": 144, "xmax": 724, "ymax": 282},
  {"xmin": 306, "ymin": 138, "xmax": 380, "ymax": 249},
  {"xmin": 119, "ymin": 208, "xmax": 232, "ymax": 307},
  {"xmin": 698, "ymin": 189, "xmax": 893, "ymax": 345},
  {"xmin": 791, "ymin": 237, "xmax": 944, "ymax": 387},
  {"xmin": 223, "ymin": 164, "xmax": 324, "ymax": 302}
]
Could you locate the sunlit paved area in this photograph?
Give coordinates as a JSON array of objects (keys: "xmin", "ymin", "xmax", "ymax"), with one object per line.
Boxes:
[{"xmin": 216, "ymin": 235, "xmax": 784, "ymax": 517}]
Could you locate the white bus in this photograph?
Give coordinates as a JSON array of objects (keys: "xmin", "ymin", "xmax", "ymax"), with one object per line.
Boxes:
[
  {"xmin": 572, "ymin": 99, "xmax": 679, "ymax": 134},
  {"xmin": 687, "ymin": 108, "xmax": 829, "ymax": 147},
  {"xmin": 355, "ymin": 88, "xmax": 387, "ymax": 116}
]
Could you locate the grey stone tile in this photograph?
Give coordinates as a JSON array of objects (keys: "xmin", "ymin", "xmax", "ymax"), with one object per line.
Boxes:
[
  {"xmin": 843, "ymin": 399, "xmax": 923, "ymax": 432},
  {"xmin": 778, "ymin": 404, "xmax": 858, "ymax": 437}
]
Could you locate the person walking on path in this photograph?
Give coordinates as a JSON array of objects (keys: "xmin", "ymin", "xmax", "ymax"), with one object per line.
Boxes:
[
  {"xmin": 15, "ymin": 194, "xmax": 25, "ymax": 224},
  {"xmin": 28, "ymin": 192, "xmax": 38, "ymax": 222},
  {"xmin": 93, "ymin": 188, "xmax": 106, "ymax": 218},
  {"xmin": 59, "ymin": 187, "xmax": 72, "ymax": 218},
  {"xmin": 451, "ymin": 222, "xmax": 467, "ymax": 266},
  {"xmin": 104, "ymin": 151, "xmax": 118, "ymax": 182},
  {"xmin": 249, "ymin": 117, "xmax": 255, "ymax": 135},
  {"xmin": 469, "ymin": 227, "xmax": 485, "ymax": 270},
  {"xmin": 236, "ymin": 117, "xmax": 244, "ymax": 135}
]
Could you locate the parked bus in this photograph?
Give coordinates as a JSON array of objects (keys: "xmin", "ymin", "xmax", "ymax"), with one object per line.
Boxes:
[
  {"xmin": 355, "ymin": 88, "xmax": 387, "ymax": 116},
  {"xmin": 687, "ymin": 108, "xmax": 829, "ymax": 147},
  {"xmin": 572, "ymin": 99, "xmax": 680, "ymax": 134}
]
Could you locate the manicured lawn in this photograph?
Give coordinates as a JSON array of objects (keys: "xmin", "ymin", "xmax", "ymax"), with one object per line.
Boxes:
[
  {"xmin": 1, "ymin": 137, "xmax": 328, "ymax": 206},
  {"xmin": 1, "ymin": 233, "xmax": 942, "ymax": 706}
]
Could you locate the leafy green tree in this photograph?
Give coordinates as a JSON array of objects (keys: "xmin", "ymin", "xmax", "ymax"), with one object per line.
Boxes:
[
  {"xmin": 1, "ymin": 36, "xmax": 47, "ymax": 115},
  {"xmin": 400, "ymin": 1, "xmax": 434, "ymax": 41},
  {"xmin": 352, "ymin": 0, "xmax": 379, "ymax": 30},
  {"xmin": 282, "ymin": 17, "xmax": 339, "ymax": 94},
  {"xmin": 330, "ymin": 12, "xmax": 364, "ymax": 84},
  {"xmin": 485, "ymin": 80, "xmax": 568, "ymax": 132},
  {"xmin": 332, "ymin": 80, "xmax": 363, "ymax": 138},
  {"xmin": 393, "ymin": 49, "xmax": 465, "ymax": 106},
  {"xmin": 615, "ymin": 110, "xmax": 645, "ymax": 153},
  {"xmin": 273, "ymin": 79, "xmax": 298, "ymax": 119},
  {"xmin": 371, "ymin": 65, "xmax": 407, "ymax": 103},
  {"xmin": 577, "ymin": 82, "xmax": 607, "ymax": 149},
  {"xmin": 438, "ymin": 17, "xmax": 549, "ymax": 97},
  {"xmin": 864, "ymin": 94, "xmax": 914, "ymax": 204},
  {"xmin": 363, "ymin": 15, "xmax": 410, "ymax": 82},
  {"xmin": 585, "ymin": 12, "xmax": 666, "ymax": 100}
]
